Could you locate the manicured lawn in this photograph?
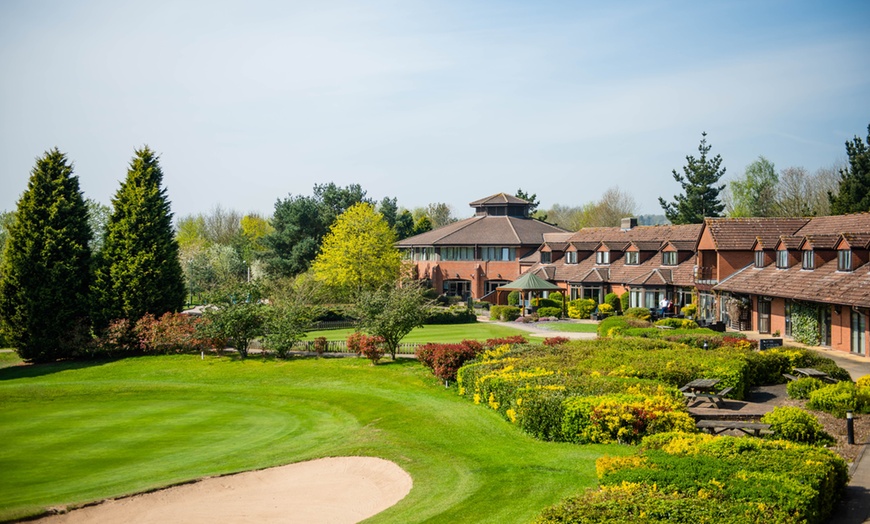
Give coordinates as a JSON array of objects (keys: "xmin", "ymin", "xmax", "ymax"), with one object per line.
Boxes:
[
  {"xmin": 0, "ymin": 355, "xmax": 624, "ymax": 522},
  {"xmin": 303, "ymin": 321, "xmax": 529, "ymax": 343},
  {"xmin": 535, "ymin": 322, "xmax": 599, "ymax": 333}
]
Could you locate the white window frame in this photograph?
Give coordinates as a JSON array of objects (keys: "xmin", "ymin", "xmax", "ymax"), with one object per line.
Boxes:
[
  {"xmin": 754, "ymin": 251, "xmax": 764, "ymax": 268},
  {"xmin": 776, "ymin": 249, "xmax": 788, "ymax": 269},
  {"xmin": 595, "ymin": 251, "xmax": 610, "ymax": 265},
  {"xmin": 802, "ymin": 250, "xmax": 814, "ymax": 270},
  {"xmin": 839, "ymin": 249, "xmax": 853, "ymax": 272},
  {"xmin": 662, "ymin": 251, "xmax": 677, "ymax": 266},
  {"xmin": 625, "ymin": 252, "xmax": 639, "ymax": 265}
]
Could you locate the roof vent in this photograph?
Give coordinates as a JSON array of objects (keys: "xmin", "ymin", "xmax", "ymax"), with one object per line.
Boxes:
[{"xmin": 621, "ymin": 217, "xmax": 638, "ymax": 231}]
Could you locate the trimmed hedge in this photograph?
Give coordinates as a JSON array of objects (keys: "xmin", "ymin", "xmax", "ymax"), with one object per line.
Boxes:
[
  {"xmin": 761, "ymin": 406, "xmax": 834, "ymax": 445},
  {"xmin": 537, "ymin": 306, "xmax": 562, "ymax": 318},
  {"xmin": 489, "ymin": 305, "xmax": 521, "ymax": 321},
  {"xmin": 567, "ymin": 298, "xmax": 596, "ymax": 319},
  {"xmin": 807, "ymin": 380, "xmax": 870, "ymax": 418},
  {"xmin": 426, "ymin": 306, "xmax": 477, "ymax": 324},
  {"xmin": 536, "ymin": 432, "xmax": 848, "ymax": 524}
]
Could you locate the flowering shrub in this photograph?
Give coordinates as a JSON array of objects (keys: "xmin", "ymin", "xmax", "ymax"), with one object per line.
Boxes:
[
  {"xmin": 596, "ymin": 303, "xmax": 614, "ymax": 318},
  {"xmin": 654, "ymin": 318, "xmax": 699, "ymax": 329},
  {"xmin": 567, "ymin": 298, "xmax": 596, "ymax": 319},
  {"xmin": 313, "ymin": 336, "xmax": 328, "ymax": 357},
  {"xmin": 858, "ymin": 375, "xmax": 870, "ymax": 389},
  {"xmin": 543, "ymin": 336, "xmax": 569, "ymax": 347},
  {"xmin": 561, "ymin": 394, "xmax": 695, "ymax": 445},
  {"xmin": 808, "ymin": 380, "xmax": 870, "ymax": 417},
  {"xmin": 761, "ymin": 406, "xmax": 834, "ymax": 445}
]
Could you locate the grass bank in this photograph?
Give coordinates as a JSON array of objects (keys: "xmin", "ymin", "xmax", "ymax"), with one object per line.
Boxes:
[
  {"xmin": 0, "ymin": 355, "xmax": 622, "ymax": 522},
  {"xmin": 303, "ymin": 321, "xmax": 528, "ymax": 343}
]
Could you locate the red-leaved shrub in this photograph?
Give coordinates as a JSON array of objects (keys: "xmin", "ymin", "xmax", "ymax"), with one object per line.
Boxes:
[
  {"xmin": 347, "ymin": 332, "xmax": 384, "ymax": 364},
  {"xmin": 416, "ymin": 340, "xmax": 483, "ymax": 384},
  {"xmin": 543, "ymin": 336, "xmax": 570, "ymax": 347}
]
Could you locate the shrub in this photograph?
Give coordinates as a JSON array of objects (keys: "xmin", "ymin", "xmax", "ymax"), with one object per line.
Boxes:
[
  {"xmin": 356, "ymin": 334, "xmax": 385, "ymax": 364},
  {"xmin": 680, "ymin": 303, "xmax": 697, "ymax": 319},
  {"xmin": 313, "ymin": 336, "xmax": 328, "ymax": 357},
  {"xmin": 744, "ymin": 349, "xmax": 792, "ymax": 386},
  {"xmin": 537, "ymin": 306, "xmax": 562, "ymax": 318},
  {"xmin": 623, "ymin": 307, "xmax": 652, "ymax": 321},
  {"xmin": 655, "ymin": 318, "xmax": 699, "ymax": 329},
  {"xmin": 787, "ymin": 377, "xmax": 825, "ymax": 399},
  {"xmin": 791, "ymin": 301, "xmax": 821, "ymax": 346},
  {"xmin": 490, "ymin": 305, "xmax": 521, "ymax": 321},
  {"xmin": 507, "ymin": 291, "xmax": 519, "ymax": 306},
  {"xmin": 543, "ymin": 336, "xmax": 570, "ymax": 347},
  {"xmin": 597, "ymin": 303, "xmax": 614, "ymax": 318},
  {"xmin": 620, "ymin": 291, "xmax": 629, "ymax": 311},
  {"xmin": 561, "ymin": 394, "xmax": 695, "ymax": 445},
  {"xmin": 416, "ymin": 340, "xmax": 481, "ymax": 383},
  {"xmin": 549, "ymin": 292, "xmax": 563, "ymax": 302},
  {"xmin": 425, "ymin": 306, "xmax": 477, "ymax": 324},
  {"xmin": 603, "ymin": 292, "xmax": 621, "ymax": 313},
  {"xmin": 532, "ymin": 298, "xmax": 560, "ymax": 309},
  {"xmin": 567, "ymin": 298, "xmax": 596, "ymax": 319},
  {"xmin": 808, "ymin": 381, "xmax": 870, "ymax": 417},
  {"xmin": 484, "ymin": 335, "xmax": 527, "ymax": 347},
  {"xmin": 858, "ymin": 375, "xmax": 870, "ymax": 389},
  {"xmin": 91, "ymin": 318, "xmax": 139, "ymax": 355},
  {"xmin": 134, "ymin": 312, "xmax": 220, "ymax": 354},
  {"xmin": 761, "ymin": 406, "xmax": 834, "ymax": 445}
]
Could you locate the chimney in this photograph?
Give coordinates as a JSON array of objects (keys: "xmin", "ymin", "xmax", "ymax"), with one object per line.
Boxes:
[{"xmin": 621, "ymin": 217, "xmax": 638, "ymax": 231}]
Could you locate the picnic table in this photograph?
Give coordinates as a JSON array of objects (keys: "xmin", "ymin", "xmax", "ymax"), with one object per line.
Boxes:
[
  {"xmin": 680, "ymin": 379, "xmax": 732, "ymax": 408},
  {"xmin": 696, "ymin": 420, "xmax": 772, "ymax": 437},
  {"xmin": 794, "ymin": 368, "xmax": 833, "ymax": 381}
]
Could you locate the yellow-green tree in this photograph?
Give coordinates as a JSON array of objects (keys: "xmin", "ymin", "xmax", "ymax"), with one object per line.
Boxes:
[{"xmin": 312, "ymin": 203, "xmax": 401, "ymax": 297}]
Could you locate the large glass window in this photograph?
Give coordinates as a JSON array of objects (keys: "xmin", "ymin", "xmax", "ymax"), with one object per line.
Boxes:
[
  {"xmin": 440, "ymin": 246, "xmax": 475, "ymax": 261},
  {"xmin": 485, "ymin": 280, "xmax": 508, "ymax": 295},
  {"xmin": 630, "ymin": 289, "xmax": 643, "ymax": 308},
  {"xmin": 595, "ymin": 251, "xmax": 610, "ymax": 265},
  {"xmin": 802, "ymin": 250, "xmax": 814, "ymax": 270},
  {"xmin": 839, "ymin": 249, "xmax": 853, "ymax": 271},
  {"xmin": 412, "ymin": 247, "xmax": 435, "ymax": 261},
  {"xmin": 776, "ymin": 249, "xmax": 788, "ymax": 269},
  {"xmin": 662, "ymin": 251, "xmax": 677, "ymax": 266},
  {"xmin": 758, "ymin": 298, "xmax": 771, "ymax": 334},
  {"xmin": 755, "ymin": 251, "xmax": 764, "ymax": 268},
  {"xmin": 625, "ymin": 252, "xmax": 639, "ymax": 265},
  {"xmin": 481, "ymin": 246, "xmax": 516, "ymax": 261}
]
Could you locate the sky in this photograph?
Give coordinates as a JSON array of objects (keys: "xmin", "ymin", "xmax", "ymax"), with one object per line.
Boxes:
[{"xmin": 2, "ymin": 0, "xmax": 869, "ymax": 222}]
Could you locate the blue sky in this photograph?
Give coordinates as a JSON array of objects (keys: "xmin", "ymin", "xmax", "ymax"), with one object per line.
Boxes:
[{"xmin": 2, "ymin": 0, "xmax": 868, "ymax": 221}]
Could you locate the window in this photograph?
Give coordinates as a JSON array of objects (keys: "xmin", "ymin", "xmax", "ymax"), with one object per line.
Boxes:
[
  {"xmin": 662, "ymin": 251, "xmax": 677, "ymax": 266},
  {"xmin": 630, "ymin": 289, "xmax": 643, "ymax": 308},
  {"xmin": 625, "ymin": 252, "xmax": 639, "ymax": 265},
  {"xmin": 412, "ymin": 247, "xmax": 434, "ymax": 261},
  {"xmin": 852, "ymin": 310, "xmax": 866, "ymax": 355},
  {"xmin": 776, "ymin": 249, "xmax": 788, "ymax": 269},
  {"xmin": 485, "ymin": 280, "xmax": 508, "ymax": 294},
  {"xmin": 440, "ymin": 246, "xmax": 474, "ymax": 261},
  {"xmin": 754, "ymin": 251, "xmax": 764, "ymax": 268},
  {"xmin": 838, "ymin": 249, "xmax": 853, "ymax": 271},
  {"xmin": 482, "ymin": 246, "xmax": 515, "ymax": 261},
  {"xmin": 541, "ymin": 251, "xmax": 551, "ymax": 264},
  {"xmin": 565, "ymin": 251, "xmax": 578, "ymax": 264},
  {"xmin": 802, "ymin": 250, "xmax": 814, "ymax": 270},
  {"xmin": 595, "ymin": 251, "xmax": 610, "ymax": 265}
]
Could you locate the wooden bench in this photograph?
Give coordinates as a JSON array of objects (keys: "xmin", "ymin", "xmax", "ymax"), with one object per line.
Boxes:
[
  {"xmin": 687, "ymin": 386, "xmax": 733, "ymax": 408},
  {"xmin": 782, "ymin": 373, "xmax": 798, "ymax": 381},
  {"xmin": 696, "ymin": 419, "xmax": 772, "ymax": 437}
]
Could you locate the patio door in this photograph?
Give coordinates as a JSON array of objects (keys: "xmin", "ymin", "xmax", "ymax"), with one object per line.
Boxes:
[
  {"xmin": 758, "ymin": 299, "xmax": 771, "ymax": 334},
  {"xmin": 852, "ymin": 310, "xmax": 867, "ymax": 356},
  {"xmin": 820, "ymin": 307, "xmax": 832, "ymax": 347}
]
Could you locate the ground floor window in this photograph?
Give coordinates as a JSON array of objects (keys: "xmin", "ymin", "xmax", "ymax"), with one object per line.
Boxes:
[
  {"xmin": 444, "ymin": 279, "xmax": 470, "ymax": 298},
  {"xmin": 852, "ymin": 310, "xmax": 867, "ymax": 356},
  {"xmin": 758, "ymin": 297, "xmax": 771, "ymax": 334},
  {"xmin": 819, "ymin": 307, "xmax": 832, "ymax": 347},
  {"xmin": 485, "ymin": 280, "xmax": 508, "ymax": 295},
  {"xmin": 785, "ymin": 300, "xmax": 793, "ymax": 336},
  {"xmin": 629, "ymin": 289, "xmax": 643, "ymax": 308},
  {"xmin": 583, "ymin": 286, "xmax": 604, "ymax": 303},
  {"xmin": 698, "ymin": 292, "xmax": 716, "ymax": 322}
]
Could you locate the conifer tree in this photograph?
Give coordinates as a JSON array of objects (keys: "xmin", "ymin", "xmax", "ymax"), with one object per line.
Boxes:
[
  {"xmin": 0, "ymin": 149, "xmax": 92, "ymax": 361},
  {"xmin": 829, "ymin": 124, "xmax": 870, "ymax": 214},
  {"xmin": 659, "ymin": 132, "xmax": 726, "ymax": 224},
  {"xmin": 93, "ymin": 147, "xmax": 185, "ymax": 329}
]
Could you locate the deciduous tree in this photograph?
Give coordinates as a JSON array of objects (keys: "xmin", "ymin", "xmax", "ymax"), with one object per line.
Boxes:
[
  {"xmin": 0, "ymin": 149, "xmax": 92, "ymax": 361},
  {"xmin": 312, "ymin": 203, "xmax": 401, "ymax": 297},
  {"xmin": 659, "ymin": 132, "xmax": 726, "ymax": 224},
  {"xmin": 829, "ymin": 124, "xmax": 870, "ymax": 214},
  {"xmin": 93, "ymin": 147, "xmax": 185, "ymax": 329},
  {"xmin": 355, "ymin": 282, "xmax": 428, "ymax": 359},
  {"xmin": 727, "ymin": 156, "xmax": 778, "ymax": 217}
]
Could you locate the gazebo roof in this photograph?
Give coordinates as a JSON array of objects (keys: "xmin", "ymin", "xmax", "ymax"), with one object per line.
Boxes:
[{"xmin": 497, "ymin": 272, "xmax": 561, "ymax": 292}]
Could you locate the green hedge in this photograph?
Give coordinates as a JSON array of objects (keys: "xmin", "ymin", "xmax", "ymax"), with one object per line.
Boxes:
[
  {"xmin": 761, "ymin": 406, "xmax": 834, "ymax": 445},
  {"xmin": 537, "ymin": 306, "xmax": 562, "ymax": 318},
  {"xmin": 807, "ymin": 380, "xmax": 870, "ymax": 418},
  {"xmin": 425, "ymin": 306, "xmax": 477, "ymax": 324},
  {"xmin": 536, "ymin": 432, "xmax": 848, "ymax": 524},
  {"xmin": 489, "ymin": 305, "xmax": 521, "ymax": 321}
]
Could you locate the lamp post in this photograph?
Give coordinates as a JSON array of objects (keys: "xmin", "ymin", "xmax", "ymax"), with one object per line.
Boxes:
[{"xmin": 847, "ymin": 410, "xmax": 855, "ymax": 445}]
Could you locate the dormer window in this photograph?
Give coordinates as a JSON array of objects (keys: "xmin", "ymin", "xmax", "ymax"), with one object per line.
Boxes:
[
  {"xmin": 596, "ymin": 251, "xmax": 610, "ymax": 265},
  {"xmin": 802, "ymin": 250, "xmax": 814, "ymax": 270},
  {"xmin": 662, "ymin": 251, "xmax": 677, "ymax": 266},
  {"xmin": 625, "ymin": 252, "xmax": 639, "ymax": 265},
  {"xmin": 755, "ymin": 251, "xmax": 764, "ymax": 268},
  {"xmin": 541, "ymin": 251, "xmax": 551, "ymax": 264},
  {"xmin": 838, "ymin": 249, "xmax": 853, "ymax": 271},
  {"xmin": 776, "ymin": 249, "xmax": 788, "ymax": 269},
  {"xmin": 565, "ymin": 251, "xmax": 578, "ymax": 264}
]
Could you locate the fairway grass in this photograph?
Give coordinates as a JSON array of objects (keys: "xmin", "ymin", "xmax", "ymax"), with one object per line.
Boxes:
[
  {"xmin": 303, "ymin": 321, "xmax": 528, "ymax": 343},
  {"xmin": 0, "ymin": 355, "xmax": 624, "ymax": 523},
  {"xmin": 534, "ymin": 322, "xmax": 599, "ymax": 333}
]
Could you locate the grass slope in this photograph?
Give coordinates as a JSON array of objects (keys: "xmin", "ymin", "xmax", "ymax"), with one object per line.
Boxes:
[
  {"xmin": 303, "ymin": 322, "xmax": 528, "ymax": 343},
  {"xmin": 0, "ymin": 355, "xmax": 623, "ymax": 523}
]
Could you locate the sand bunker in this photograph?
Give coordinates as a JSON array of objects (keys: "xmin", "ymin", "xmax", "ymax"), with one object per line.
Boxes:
[{"xmin": 35, "ymin": 457, "xmax": 413, "ymax": 524}]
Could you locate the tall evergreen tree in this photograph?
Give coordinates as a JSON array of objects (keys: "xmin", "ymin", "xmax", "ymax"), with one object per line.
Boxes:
[
  {"xmin": 93, "ymin": 147, "xmax": 185, "ymax": 329},
  {"xmin": 829, "ymin": 124, "xmax": 870, "ymax": 214},
  {"xmin": 659, "ymin": 132, "xmax": 726, "ymax": 224},
  {"xmin": 0, "ymin": 149, "xmax": 92, "ymax": 361}
]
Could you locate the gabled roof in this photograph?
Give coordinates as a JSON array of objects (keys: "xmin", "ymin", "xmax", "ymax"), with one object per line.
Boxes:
[
  {"xmin": 469, "ymin": 193, "xmax": 529, "ymax": 206},
  {"xmin": 396, "ymin": 215, "xmax": 567, "ymax": 247},
  {"xmin": 795, "ymin": 213, "xmax": 870, "ymax": 236},
  {"xmin": 842, "ymin": 233, "xmax": 870, "ymax": 249},
  {"xmin": 567, "ymin": 223, "xmax": 702, "ymax": 245},
  {"xmin": 776, "ymin": 235, "xmax": 804, "ymax": 250},
  {"xmin": 498, "ymin": 271, "xmax": 562, "ymax": 291},
  {"xmin": 703, "ymin": 217, "xmax": 810, "ymax": 250},
  {"xmin": 800, "ymin": 234, "xmax": 840, "ymax": 250}
]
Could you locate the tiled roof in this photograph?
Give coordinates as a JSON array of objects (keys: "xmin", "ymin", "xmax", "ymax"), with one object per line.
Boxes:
[
  {"xmin": 796, "ymin": 213, "xmax": 870, "ymax": 236},
  {"xmin": 716, "ymin": 261, "xmax": 870, "ymax": 308},
  {"xmin": 801, "ymin": 234, "xmax": 840, "ymax": 250},
  {"xmin": 778, "ymin": 235, "xmax": 804, "ymax": 249},
  {"xmin": 567, "ymin": 223, "xmax": 702, "ymax": 245},
  {"xmin": 704, "ymin": 217, "xmax": 809, "ymax": 250},
  {"xmin": 632, "ymin": 240, "xmax": 665, "ymax": 251},
  {"xmin": 843, "ymin": 233, "xmax": 870, "ymax": 249},
  {"xmin": 469, "ymin": 193, "xmax": 529, "ymax": 206},
  {"xmin": 396, "ymin": 215, "xmax": 567, "ymax": 247}
]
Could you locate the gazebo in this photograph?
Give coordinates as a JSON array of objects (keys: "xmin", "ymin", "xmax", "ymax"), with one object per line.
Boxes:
[{"xmin": 497, "ymin": 272, "xmax": 562, "ymax": 314}]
